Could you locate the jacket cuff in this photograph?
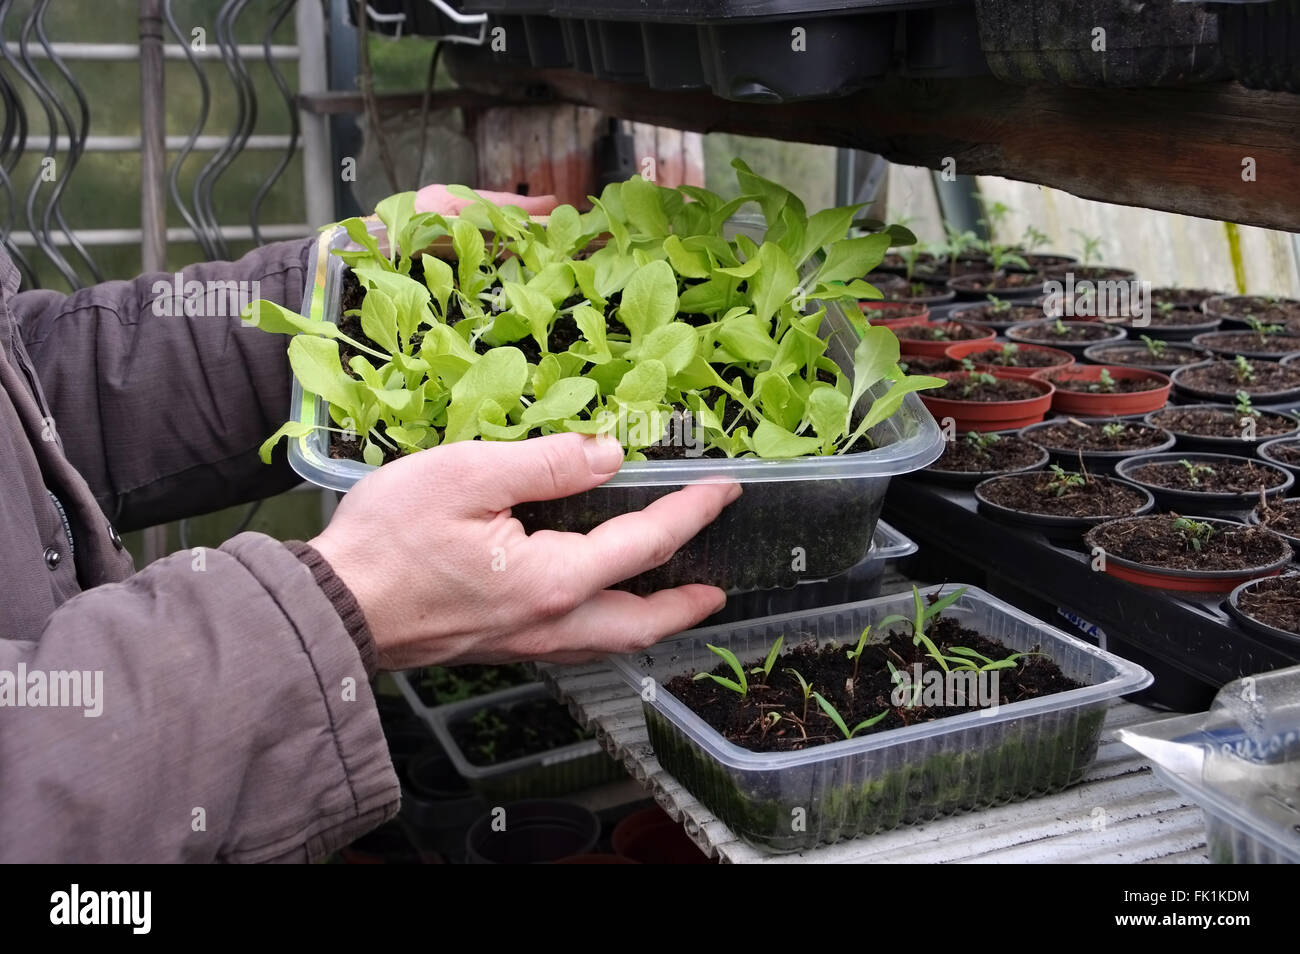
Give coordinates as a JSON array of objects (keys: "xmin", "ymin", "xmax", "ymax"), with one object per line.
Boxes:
[{"xmin": 284, "ymin": 540, "xmax": 378, "ymax": 679}]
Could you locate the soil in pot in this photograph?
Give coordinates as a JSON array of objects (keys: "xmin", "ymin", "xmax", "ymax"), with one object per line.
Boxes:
[
  {"xmin": 864, "ymin": 271, "xmax": 909, "ymax": 297},
  {"xmin": 1048, "ymin": 369, "xmax": 1165, "ymax": 394},
  {"xmin": 1147, "ymin": 405, "xmax": 1299, "ymax": 441},
  {"xmin": 950, "ymin": 301, "xmax": 1049, "ymax": 329},
  {"xmin": 1086, "ymin": 341, "xmax": 1206, "ymax": 370},
  {"xmin": 926, "ymin": 433, "xmax": 1045, "ymax": 474},
  {"xmin": 1085, "ymin": 515, "xmax": 1288, "ymax": 574},
  {"xmin": 667, "ymin": 622, "xmax": 1082, "ymax": 754},
  {"xmin": 890, "ymin": 277, "xmax": 956, "ymax": 305},
  {"xmin": 929, "ymin": 373, "xmax": 1044, "ymax": 403},
  {"xmin": 1204, "ymin": 295, "xmax": 1300, "ymax": 326},
  {"xmin": 1234, "ymin": 576, "xmax": 1300, "ymax": 635},
  {"xmin": 450, "ymin": 697, "xmax": 592, "ymax": 767},
  {"xmin": 949, "ymin": 270, "xmax": 1049, "ymax": 296},
  {"xmin": 861, "ymin": 300, "xmax": 929, "ymax": 326},
  {"xmin": 1010, "ymin": 319, "xmax": 1121, "ymax": 345},
  {"xmin": 958, "ymin": 342, "xmax": 1071, "ymax": 370},
  {"xmin": 1194, "ymin": 330, "xmax": 1300, "ymax": 357},
  {"xmin": 893, "ymin": 321, "xmax": 991, "ymax": 343},
  {"xmin": 1151, "ymin": 287, "xmax": 1220, "ymax": 310},
  {"xmin": 1045, "ymin": 264, "xmax": 1137, "ymax": 283},
  {"xmin": 1262, "ymin": 439, "xmax": 1300, "ymax": 468},
  {"xmin": 1126, "ymin": 457, "xmax": 1288, "ymax": 495},
  {"xmin": 899, "ymin": 354, "xmax": 962, "ymax": 375},
  {"xmin": 1174, "ymin": 359, "xmax": 1300, "ymax": 399},
  {"xmin": 1252, "ymin": 497, "xmax": 1300, "ymax": 541},
  {"xmin": 1028, "ymin": 419, "xmax": 1171, "ymax": 455},
  {"xmin": 977, "ymin": 470, "xmax": 1149, "ymax": 520}
]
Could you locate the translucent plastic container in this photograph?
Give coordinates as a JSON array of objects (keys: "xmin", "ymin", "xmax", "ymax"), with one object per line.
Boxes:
[
  {"xmin": 1120, "ymin": 666, "xmax": 1300, "ymax": 864},
  {"xmin": 610, "ymin": 584, "xmax": 1152, "ymax": 852},
  {"xmin": 393, "ymin": 676, "xmax": 624, "ymax": 801},
  {"xmin": 285, "ymin": 223, "xmax": 945, "ymax": 595}
]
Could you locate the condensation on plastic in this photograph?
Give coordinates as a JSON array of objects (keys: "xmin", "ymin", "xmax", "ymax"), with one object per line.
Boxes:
[
  {"xmin": 392, "ymin": 676, "xmax": 624, "ymax": 801},
  {"xmin": 610, "ymin": 584, "xmax": 1152, "ymax": 852},
  {"xmin": 1120, "ymin": 666, "xmax": 1300, "ymax": 864}
]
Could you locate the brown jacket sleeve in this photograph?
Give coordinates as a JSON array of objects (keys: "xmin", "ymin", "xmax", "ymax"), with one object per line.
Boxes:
[
  {"xmin": 13, "ymin": 239, "xmax": 315, "ymax": 531},
  {"xmin": 0, "ymin": 533, "xmax": 399, "ymax": 863}
]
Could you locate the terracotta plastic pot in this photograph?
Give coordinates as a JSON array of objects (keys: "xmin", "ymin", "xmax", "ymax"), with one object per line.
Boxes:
[
  {"xmin": 859, "ymin": 300, "xmax": 930, "ymax": 328},
  {"xmin": 1083, "ymin": 516, "xmax": 1291, "ymax": 594},
  {"xmin": 945, "ymin": 339, "xmax": 1074, "ymax": 379},
  {"xmin": 611, "ymin": 806, "xmax": 713, "ymax": 865},
  {"xmin": 896, "ymin": 320, "xmax": 996, "ymax": 358},
  {"xmin": 1033, "ymin": 365, "xmax": 1171, "ymax": 416},
  {"xmin": 919, "ymin": 371, "xmax": 1055, "ymax": 433}
]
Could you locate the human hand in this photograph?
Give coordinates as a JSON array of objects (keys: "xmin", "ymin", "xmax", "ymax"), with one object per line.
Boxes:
[
  {"xmin": 310, "ymin": 433, "xmax": 740, "ymax": 670},
  {"xmin": 414, "ymin": 184, "xmax": 559, "ymax": 217}
]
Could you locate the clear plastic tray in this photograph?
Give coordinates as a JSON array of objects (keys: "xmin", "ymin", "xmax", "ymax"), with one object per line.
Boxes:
[
  {"xmin": 1119, "ymin": 666, "xmax": 1300, "ymax": 864},
  {"xmin": 610, "ymin": 583, "xmax": 1152, "ymax": 852},
  {"xmin": 392, "ymin": 675, "xmax": 624, "ymax": 801},
  {"xmin": 285, "ymin": 222, "xmax": 945, "ymax": 594}
]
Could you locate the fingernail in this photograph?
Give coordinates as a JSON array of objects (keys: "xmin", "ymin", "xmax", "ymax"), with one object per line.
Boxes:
[
  {"xmin": 583, "ymin": 434, "xmax": 624, "ymax": 475},
  {"xmin": 725, "ymin": 482, "xmax": 743, "ymax": 503},
  {"xmin": 712, "ymin": 590, "xmax": 728, "ymax": 612}
]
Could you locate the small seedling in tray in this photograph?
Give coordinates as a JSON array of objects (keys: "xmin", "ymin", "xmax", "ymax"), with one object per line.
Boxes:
[
  {"xmin": 1179, "ymin": 458, "xmax": 1217, "ymax": 487},
  {"xmin": 1045, "ymin": 464, "xmax": 1088, "ymax": 496},
  {"xmin": 1140, "ymin": 334, "xmax": 1168, "ymax": 358},
  {"xmin": 1172, "ymin": 516, "xmax": 1217, "ymax": 552}
]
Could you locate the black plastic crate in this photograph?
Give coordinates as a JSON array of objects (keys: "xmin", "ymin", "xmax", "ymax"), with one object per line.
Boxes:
[
  {"xmin": 973, "ymin": 0, "xmax": 1229, "ymax": 87},
  {"xmin": 1211, "ymin": 0, "xmax": 1300, "ymax": 92}
]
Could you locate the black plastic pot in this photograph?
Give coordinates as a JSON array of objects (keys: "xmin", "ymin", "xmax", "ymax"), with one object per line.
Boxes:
[
  {"xmin": 1227, "ymin": 575, "xmax": 1300, "ymax": 644},
  {"xmin": 1247, "ymin": 500, "xmax": 1300, "ymax": 555},
  {"xmin": 1115, "ymin": 451, "xmax": 1294, "ymax": 515},
  {"xmin": 1211, "ymin": 0, "xmax": 1300, "ymax": 93},
  {"xmin": 1171, "ymin": 359, "xmax": 1300, "ymax": 405},
  {"xmin": 641, "ymin": 22, "xmax": 709, "ymax": 89},
  {"xmin": 947, "ymin": 272, "xmax": 1047, "ymax": 302},
  {"xmin": 522, "ymin": 15, "xmax": 572, "ymax": 67},
  {"xmin": 401, "ymin": 750, "xmax": 487, "ymax": 862},
  {"xmin": 974, "ymin": 473, "xmax": 1154, "ymax": 534},
  {"xmin": 1257, "ymin": 436, "xmax": 1300, "ymax": 482},
  {"xmin": 948, "ymin": 299, "xmax": 1049, "ymax": 333},
  {"xmin": 589, "ymin": 19, "xmax": 649, "ymax": 82},
  {"xmin": 916, "ymin": 439, "xmax": 1050, "ymax": 488},
  {"xmin": 465, "ymin": 799, "xmax": 600, "ymax": 864},
  {"xmin": 1006, "ymin": 319, "xmax": 1126, "ymax": 356},
  {"xmin": 974, "ymin": 0, "xmax": 1227, "ymax": 87},
  {"xmin": 1116, "ymin": 310, "xmax": 1222, "ymax": 342},
  {"xmin": 1020, "ymin": 418, "xmax": 1176, "ymax": 475},
  {"xmin": 1203, "ymin": 293, "xmax": 1300, "ymax": 329},
  {"xmin": 1144, "ymin": 404, "xmax": 1300, "ymax": 454},
  {"xmin": 1192, "ymin": 330, "xmax": 1300, "ymax": 361},
  {"xmin": 1082, "ymin": 340, "xmax": 1209, "ymax": 373}
]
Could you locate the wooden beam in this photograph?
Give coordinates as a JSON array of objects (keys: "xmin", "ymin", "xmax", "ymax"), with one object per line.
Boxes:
[{"xmin": 446, "ymin": 52, "xmax": 1300, "ymax": 233}]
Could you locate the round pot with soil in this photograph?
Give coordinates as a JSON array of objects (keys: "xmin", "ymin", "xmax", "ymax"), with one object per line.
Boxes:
[
  {"xmin": 947, "ymin": 270, "xmax": 1049, "ymax": 302},
  {"xmin": 1020, "ymin": 418, "xmax": 1176, "ymax": 474},
  {"xmin": 1014, "ymin": 252, "xmax": 1078, "ymax": 272},
  {"xmin": 1044, "ymin": 263, "xmax": 1138, "ymax": 284},
  {"xmin": 1248, "ymin": 497, "xmax": 1300, "ymax": 554},
  {"xmin": 1257, "ymin": 436, "xmax": 1300, "ymax": 482},
  {"xmin": 916, "ymin": 431, "xmax": 1049, "ymax": 487},
  {"xmin": 1082, "ymin": 338, "xmax": 1207, "ymax": 373},
  {"xmin": 1084, "ymin": 515, "xmax": 1292, "ymax": 593},
  {"xmin": 975, "ymin": 468, "xmax": 1153, "ymax": 532},
  {"xmin": 465, "ymin": 799, "xmax": 601, "ymax": 864},
  {"xmin": 1034, "ymin": 365, "xmax": 1171, "ymax": 416},
  {"xmin": 1144, "ymin": 404, "xmax": 1300, "ymax": 454},
  {"xmin": 918, "ymin": 370, "xmax": 1055, "ymax": 432},
  {"xmin": 948, "ymin": 299, "xmax": 1050, "ymax": 332},
  {"xmin": 1192, "ymin": 329, "xmax": 1300, "ymax": 360},
  {"xmin": 1112, "ymin": 307, "xmax": 1222, "ymax": 341},
  {"xmin": 860, "ymin": 299, "xmax": 930, "ymax": 328},
  {"xmin": 891, "ymin": 276, "xmax": 958, "ymax": 307},
  {"xmin": 863, "ymin": 271, "xmax": 909, "ymax": 298},
  {"xmin": 1006, "ymin": 318, "xmax": 1126, "ymax": 355},
  {"xmin": 1202, "ymin": 294, "xmax": 1300, "ymax": 329},
  {"xmin": 1227, "ymin": 575, "xmax": 1300, "ymax": 643},
  {"xmin": 945, "ymin": 339, "xmax": 1074, "ymax": 379},
  {"xmin": 893, "ymin": 319, "xmax": 995, "ymax": 358},
  {"xmin": 1151, "ymin": 287, "xmax": 1221, "ymax": 311},
  {"xmin": 1114, "ymin": 452, "xmax": 1293, "ymax": 513},
  {"xmin": 1171, "ymin": 358, "xmax": 1300, "ymax": 404},
  {"xmin": 898, "ymin": 354, "xmax": 962, "ymax": 375}
]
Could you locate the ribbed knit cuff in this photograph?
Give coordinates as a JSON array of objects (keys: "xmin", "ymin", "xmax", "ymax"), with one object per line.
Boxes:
[{"xmin": 283, "ymin": 540, "xmax": 378, "ymax": 679}]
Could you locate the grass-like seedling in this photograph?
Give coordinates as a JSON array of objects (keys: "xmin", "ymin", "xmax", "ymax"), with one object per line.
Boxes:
[
  {"xmin": 693, "ymin": 643, "xmax": 748, "ymax": 697},
  {"xmin": 749, "ymin": 636, "xmax": 783, "ymax": 684},
  {"xmin": 1173, "ymin": 516, "xmax": 1217, "ymax": 552},
  {"xmin": 1179, "ymin": 458, "xmax": 1216, "ymax": 487},
  {"xmin": 812, "ymin": 692, "xmax": 889, "ymax": 740},
  {"xmin": 784, "ymin": 667, "xmax": 814, "ymax": 723}
]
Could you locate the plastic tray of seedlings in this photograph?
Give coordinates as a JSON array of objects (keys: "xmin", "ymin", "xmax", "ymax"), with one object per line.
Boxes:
[
  {"xmin": 393, "ymin": 676, "xmax": 624, "ymax": 800},
  {"xmin": 611, "ymin": 584, "xmax": 1151, "ymax": 852},
  {"xmin": 1120, "ymin": 665, "xmax": 1300, "ymax": 864},
  {"xmin": 279, "ymin": 202, "xmax": 945, "ymax": 597}
]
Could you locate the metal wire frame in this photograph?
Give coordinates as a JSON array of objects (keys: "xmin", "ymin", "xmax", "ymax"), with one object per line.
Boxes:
[{"xmin": 249, "ymin": 0, "xmax": 299, "ymax": 247}]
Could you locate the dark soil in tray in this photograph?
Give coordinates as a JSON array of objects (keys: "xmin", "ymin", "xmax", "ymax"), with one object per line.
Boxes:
[
  {"xmin": 899, "ymin": 355, "xmax": 962, "ymax": 375},
  {"xmin": 1051, "ymin": 374, "xmax": 1164, "ymax": 394},
  {"xmin": 1031, "ymin": 420, "xmax": 1168, "ymax": 452},
  {"xmin": 1149, "ymin": 406, "xmax": 1297, "ymax": 438},
  {"xmin": 1128, "ymin": 459, "xmax": 1287, "ymax": 494},
  {"xmin": 450, "ymin": 696, "xmax": 591, "ymax": 766},
  {"xmin": 412, "ymin": 663, "xmax": 534, "ymax": 708},
  {"xmin": 1151, "ymin": 288, "xmax": 1219, "ymax": 309},
  {"xmin": 1177, "ymin": 360, "xmax": 1300, "ymax": 396},
  {"xmin": 1015, "ymin": 322, "xmax": 1116, "ymax": 343},
  {"xmin": 667, "ymin": 619, "xmax": 1082, "ymax": 753},
  {"xmin": 980, "ymin": 472, "xmax": 1147, "ymax": 518},
  {"xmin": 956, "ymin": 271, "xmax": 1049, "ymax": 293},
  {"xmin": 1087, "ymin": 515, "xmax": 1288, "ymax": 571},
  {"xmin": 1212, "ymin": 296, "xmax": 1300, "ymax": 324},
  {"xmin": 894, "ymin": 322, "xmax": 988, "ymax": 342},
  {"xmin": 932, "ymin": 375, "xmax": 1043, "ymax": 402},
  {"xmin": 1198, "ymin": 331, "xmax": 1300, "ymax": 355},
  {"xmin": 1236, "ymin": 576, "xmax": 1300, "ymax": 634},
  {"xmin": 928, "ymin": 435, "xmax": 1044, "ymax": 473},
  {"xmin": 1265, "ymin": 440, "xmax": 1300, "ymax": 465},
  {"xmin": 955, "ymin": 303, "xmax": 1048, "ymax": 325},
  {"xmin": 1254, "ymin": 499, "xmax": 1300, "ymax": 538},
  {"xmin": 1090, "ymin": 344, "xmax": 1204, "ymax": 367},
  {"xmin": 964, "ymin": 344, "xmax": 1067, "ymax": 368}
]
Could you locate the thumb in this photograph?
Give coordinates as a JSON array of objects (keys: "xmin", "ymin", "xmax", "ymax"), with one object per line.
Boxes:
[{"xmin": 426, "ymin": 432, "xmax": 626, "ymax": 513}]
